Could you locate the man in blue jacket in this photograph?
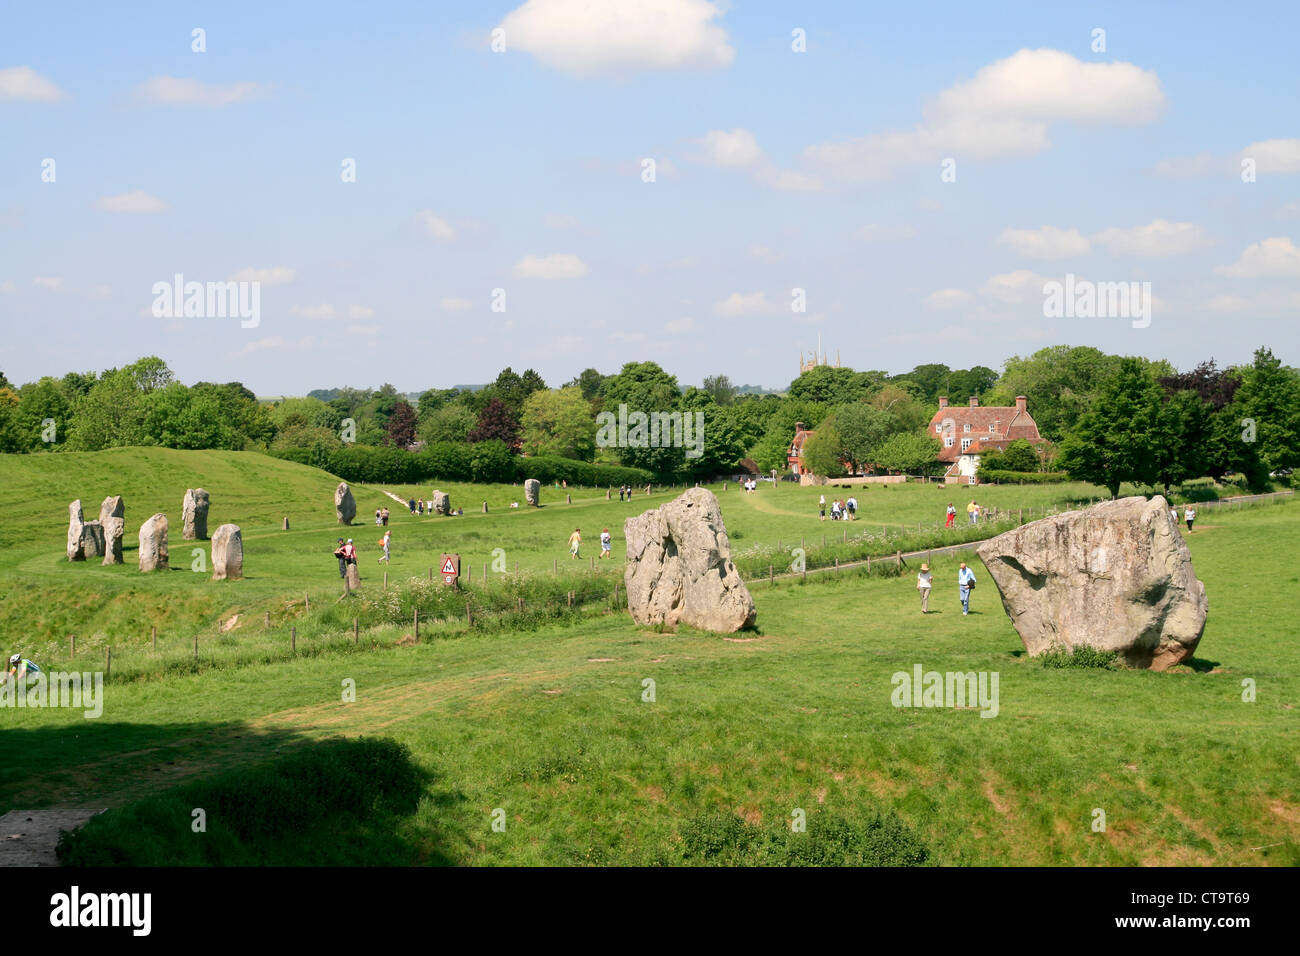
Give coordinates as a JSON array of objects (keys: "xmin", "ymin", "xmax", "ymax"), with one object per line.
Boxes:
[{"xmin": 958, "ymin": 562, "xmax": 977, "ymax": 616}]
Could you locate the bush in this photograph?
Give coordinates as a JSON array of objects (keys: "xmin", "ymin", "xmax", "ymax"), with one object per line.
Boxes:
[
  {"xmin": 1038, "ymin": 646, "xmax": 1119, "ymax": 669},
  {"xmin": 976, "ymin": 469, "xmax": 1071, "ymax": 484}
]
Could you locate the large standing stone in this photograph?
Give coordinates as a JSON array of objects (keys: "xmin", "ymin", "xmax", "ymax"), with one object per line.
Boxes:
[
  {"xmin": 335, "ymin": 482, "xmax": 356, "ymax": 525},
  {"xmin": 77, "ymin": 520, "xmax": 105, "ymax": 560},
  {"xmin": 524, "ymin": 479, "xmax": 541, "ymax": 507},
  {"xmin": 345, "ymin": 562, "xmax": 361, "ymax": 590},
  {"xmin": 976, "ymin": 495, "xmax": 1208, "ymax": 670},
  {"xmin": 98, "ymin": 495, "xmax": 124, "ymax": 525},
  {"xmin": 431, "ymin": 490, "xmax": 450, "ymax": 515},
  {"xmin": 138, "ymin": 513, "xmax": 169, "ymax": 572},
  {"xmin": 211, "ymin": 524, "xmax": 243, "ymax": 581},
  {"xmin": 66, "ymin": 500, "xmax": 85, "ymax": 561},
  {"xmin": 98, "ymin": 496, "xmax": 125, "ymax": 564},
  {"xmin": 182, "ymin": 488, "xmax": 210, "ymax": 540},
  {"xmin": 623, "ymin": 488, "xmax": 756, "ymax": 633}
]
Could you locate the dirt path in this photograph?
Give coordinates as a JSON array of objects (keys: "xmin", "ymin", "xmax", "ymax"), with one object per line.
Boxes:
[{"xmin": 0, "ymin": 809, "xmax": 105, "ymax": 866}]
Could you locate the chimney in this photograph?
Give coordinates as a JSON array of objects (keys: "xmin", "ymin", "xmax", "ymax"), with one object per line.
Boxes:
[
  {"xmin": 938, "ymin": 396, "xmax": 948, "ymax": 409},
  {"xmin": 969, "ymin": 396, "xmax": 979, "ymax": 407},
  {"xmin": 994, "ymin": 418, "xmax": 1002, "ymax": 435},
  {"xmin": 1015, "ymin": 395, "xmax": 1027, "ymax": 414}
]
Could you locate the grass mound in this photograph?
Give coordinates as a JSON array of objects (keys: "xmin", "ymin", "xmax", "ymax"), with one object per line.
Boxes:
[
  {"xmin": 56, "ymin": 737, "xmax": 426, "ymax": 866},
  {"xmin": 677, "ymin": 809, "xmax": 931, "ymax": 866}
]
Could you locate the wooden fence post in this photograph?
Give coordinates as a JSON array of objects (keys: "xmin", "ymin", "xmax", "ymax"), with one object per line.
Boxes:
[
  {"xmin": 263, "ymin": 612, "xmax": 269, "ymax": 628},
  {"xmin": 384, "ymin": 571, "xmax": 388, "ymax": 591},
  {"xmin": 70, "ymin": 634, "xmax": 75, "ymax": 657},
  {"xmin": 353, "ymin": 617, "xmax": 359, "ymax": 644},
  {"xmin": 193, "ymin": 633, "xmax": 198, "ymax": 661},
  {"xmin": 414, "ymin": 608, "xmax": 419, "ymax": 643},
  {"xmin": 554, "ymin": 558, "xmax": 557, "ymax": 574},
  {"xmin": 769, "ymin": 564, "xmax": 774, "ymax": 587},
  {"xmin": 305, "ymin": 591, "xmax": 310, "ymax": 614},
  {"xmin": 466, "ymin": 601, "xmax": 473, "ymax": 626},
  {"xmin": 105, "ymin": 647, "xmax": 111, "ymax": 677},
  {"xmin": 152, "ymin": 627, "xmax": 157, "ymax": 652},
  {"xmin": 292, "ymin": 626, "xmax": 297, "ymax": 655}
]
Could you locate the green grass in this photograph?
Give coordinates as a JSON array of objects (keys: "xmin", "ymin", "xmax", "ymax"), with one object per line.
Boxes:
[{"xmin": 1, "ymin": 446, "xmax": 1295, "ymax": 865}]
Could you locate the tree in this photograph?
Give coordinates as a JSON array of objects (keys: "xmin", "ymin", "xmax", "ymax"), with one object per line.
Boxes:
[
  {"xmin": 468, "ymin": 397, "xmax": 521, "ymax": 449},
  {"xmin": 565, "ymin": 368, "xmax": 609, "ymax": 404},
  {"xmin": 600, "ymin": 361, "xmax": 684, "ymax": 475},
  {"xmin": 800, "ymin": 419, "xmax": 847, "ymax": 478},
  {"xmin": 521, "ymin": 387, "xmax": 597, "ymax": 460},
  {"xmin": 942, "ymin": 366, "xmax": 998, "ymax": 405},
  {"xmin": 788, "ymin": 365, "xmax": 864, "ymax": 405},
  {"xmin": 702, "ymin": 374, "xmax": 737, "ymax": 406},
  {"xmin": 64, "ymin": 369, "xmax": 145, "ymax": 450},
  {"xmin": 986, "ymin": 345, "xmax": 1122, "ymax": 442},
  {"xmin": 873, "ymin": 432, "xmax": 943, "ymax": 476},
  {"xmin": 1232, "ymin": 347, "xmax": 1300, "ymax": 473},
  {"xmin": 893, "ymin": 363, "xmax": 950, "ymax": 404},
  {"xmin": 421, "ymin": 405, "xmax": 476, "ymax": 444},
  {"xmin": 1057, "ymin": 358, "xmax": 1163, "ymax": 498},
  {"xmin": 385, "ymin": 399, "xmax": 419, "ymax": 447},
  {"xmin": 834, "ymin": 404, "xmax": 896, "ymax": 473},
  {"xmin": 984, "ymin": 438, "xmax": 1040, "ymax": 473},
  {"xmin": 869, "ymin": 384, "xmax": 929, "ymax": 434}
]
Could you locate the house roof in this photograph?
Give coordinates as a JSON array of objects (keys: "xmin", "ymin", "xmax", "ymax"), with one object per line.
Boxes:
[{"xmin": 929, "ymin": 404, "xmax": 1043, "ymax": 463}]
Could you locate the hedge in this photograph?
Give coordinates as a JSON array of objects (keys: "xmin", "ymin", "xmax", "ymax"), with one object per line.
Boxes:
[
  {"xmin": 976, "ymin": 469, "xmax": 1072, "ymax": 484},
  {"xmin": 268, "ymin": 442, "xmax": 651, "ymax": 487}
]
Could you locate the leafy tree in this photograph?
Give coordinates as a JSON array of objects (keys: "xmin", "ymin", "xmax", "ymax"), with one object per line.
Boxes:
[
  {"xmin": 600, "ymin": 361, "xmax": 684, "ymax": 475},
  {"xmin": 788, "ymin": 365, "xmax": 864, "ymax": 405},
  {"xmin": 1232, "ymin": 347, "xmax": 1300, "ymax": 473},
  {"xmin": 64, "ymin": 369, "xmax": 145, "ymax": 451},
  {"xmin": 873, "ymin": 432, "xmax": 943, "ymax": 476},
  {"xmin": 834, "ymin": 404, "xmax": 895, "ymax": 474},
  {"xmin": 982, "ymin": 438, "xmax": 1040, "ymax": 473},
  {"xmin": 565, "ymin": 368, "xmax": 609, "ymax": 404},
  {"xmin": 468, "ymin": 397, "xmax": 521, "ymax": 449},
  {"xmin": 892, "ymin": 363, "xmax": 949, "ymax": 404},
  {"xmin": 385, "ymin": 399, "xmax": 419, "ymax": 447},
  {"xmin": 14, "ymin": 377, "xmax": 71, "ymax": 450},
  {"xmin": 521, "ymin": 387, "xmax": 597, "ymax": 460},
  {"xmin": 420, "ymin": 404, "xmax": 477, "ymax": 444},
  {"xmin": 986, "ymin": 345, "xmax": 1123, "ymax": 442},
  {"xmin": 137, "ymin": 382, "xmax": 237, "ymax": 449},
  {"xmin": 800, "ymin": 418, "xmax": 847, "ymax": 478},
  {"xmin": 869, "ymin": 384, "xmax": 929, "ymax": 434},
  {"xmin": 702, "ymin": 374, "xmax": 737, "ymax": 406},
  {"xmin": 942, "ymin": 366, "xmax": 998, "ymax": 405},
  {"xmin": 1057, "ymin": 358, "xmax": 1163, "ymax": 497}
]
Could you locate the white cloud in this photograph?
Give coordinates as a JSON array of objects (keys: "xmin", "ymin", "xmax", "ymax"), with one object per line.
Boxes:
[
  {"xmin": 0, "ymin": 66, "xmax": 66, "ymax": 102},
  {"xmin": 664, "ymin": 317, "xmax": 695, "ymax": 334},
  {"xmin": 1240, "ymin": 139, "xmax": 1300, "ymax": 174},
  {"xmin": 544, "ymin": 213, "xmax": 582, "ymax": 230},
  {"xmin": 133, "ymin": 75, "xmax": 269, "ymax": 107},
  {"xmin": 33, "ymin": 276, "xmax": 64, "ymax": 292},
  {"xmin": 415, "ymin": 210, "xmax": 456, "ymax": 241},
  {"xmin": 852, "ymin": 224, "xmax": 916, "ymax": 241},
  {"xmin": 998, "ymin": 225, "xmax": 1091, "ymax": 259},
  {"xmin": 980, "ymin": 269, "xmax": 1052, "ymax": 304},
  {"xmin": 290, "ymin": 303, "xmax": 337, "ymax": 319},
  {"xmin": 1204, "ymin": 295, "xmax": 1251, "ymax": 313},
  {"xmin": 1151, "ymin": 152, "xmax": 1223, "ymax": 179},
  {"xmin": 93, "ymin": 190, "xmax": 167, "ymax": 214},
  {"xmin": 713, "ymin": 291, "xmax": 778, "ymax": 316},
  {"xmin": 440, "ymin": 296, "xmax": 474, "ymax": 311},
  {"xmin": 1215, "ymin": 237, "xmax": 1300, "ymax": 278},
  {"xmin": 755, "ymin": 167, "xmax": 822, "ymax": 192},
  {"xmin": 511, "ymin": 253, "xmax": 588, "ymax": 279},
  {"xmin": 1092, "ymin": 220, "xmax": 1209, "ymax": 257},
  {"xmin": 229, "ymin": 266, "xmax": 295, "ymax": 286},
  {"xmin": 698, "ymin": 128, "xmax": 762, "ymax": 167},
  {"xmin": 804, "ymin": 49, "xmax": 1165, "ymax": 182},
  {"xmin": 348, "ymin": 305, "xmax": 375, "ymax": 319},
  {"xmin": 231, "ymin": 336, "xmax": 286, "ymax": 356},
  {"xmin": 496, "ymin": 0, "xmax": 734, "ymax": 77},
  {"xmin": 924, "ymin": 288, "xmax": 972, "ymax": 309}
]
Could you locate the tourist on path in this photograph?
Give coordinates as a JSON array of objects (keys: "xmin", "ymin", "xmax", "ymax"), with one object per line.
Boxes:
[
  {"xmin": 958, "ymin": 562, "xmax": 977, "ymax": 615},
  {"xmin": 342, "ymin": 538, "xmax": 357, "ymax": 566},
  {"xmin": 381, "ymin": 507, "xmax": 389, "ymax": 526},
  {"xmin": 946, "ymin": 503, "xmax": 956, "ymax": 528},
  {"xmin": 819, "ymin": 494, "xmax": 826, "ymax": 521},
  {"xmin": 917, "ymin": 562, "xmax": 933, "ymax": 614},
  {"xmin": 846, "ymin": 496, "xmax": 857, "ymax": 520},
  {"xmin": 600, "ymin": 528, "xmax": 612, "ymax": 559},
  {"xmin": 569, "ymin": 528, "xmax": 582, "ymax": 559},
  {"xmin": 334, "ymin": 537, "xmax": 348, "ymax": 578},
  {"xmin": 378, "ymin": 530, "xmax": 391, "ymax": 563},
  {"xmin": 375, "ymin": 508, "xmax": 382, "ymax": 526},
  {"xmin": 967, "ymin": 500, "xmax": 978, "ymax": 525},
  {"xmin": 1184, "ymin": 505, "xmax": 1196, "ymax": 532}
]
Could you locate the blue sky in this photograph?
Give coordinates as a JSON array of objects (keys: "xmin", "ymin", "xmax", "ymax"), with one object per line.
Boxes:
[{"xmin": 2, "ymin": 0, "xmax": 1298, "ymax": 395}]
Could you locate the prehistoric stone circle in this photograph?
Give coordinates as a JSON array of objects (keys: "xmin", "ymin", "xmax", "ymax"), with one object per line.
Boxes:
[
  {"xmin": 335, "ymin": 482, "xmax": 356, "ymax": 525},
  {"xmin": 431, "ymin": 490, "xmax": 451, "ymax": 515},
  {"xmin": 524, "ymin": 479, "xmax": 540, "ymax": 507},
  {"xmin": 182, "ymin": 488, "xmax": 210, "ymax": 540},
  {"xmin": 976, "ymin": 495, "xmax": 1208, "ymax": 670},
  {"xmin": 67, "ymin": 500, "xmax": 85, "ymax": 561},
  {"xmin": 211, "ymin": 524, "xmax": 243, "ymax": 581},
  {"xmin": 138, "ymin": 513, "xmax": 169, "ymax": 572},
  {"xmin": 623, "ymin": 487, "xmax": 756, "ymax": 633}
]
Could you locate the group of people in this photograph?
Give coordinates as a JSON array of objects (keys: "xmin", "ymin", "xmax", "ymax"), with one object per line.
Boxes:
[
  {"xmin": 741, "ymin": 478, "xmax": 759, "ymax": 493},
  {"xmin": 333, "ymin": 537, "xmax": 358, "ymax": 577},
  {"xmin": 566, "ymin": 527, "xmax": 614, "ymax": 560},
  {"xmin": 374, "ymin": 507, "xmax": 390, "ymax": 526},
  {"xmin": 617, "ymin": 485, "xmax": 636, "ymax": 501},
  {"xmin": 915, "ymin": 561, "xmax": 979, "ymax": 615},
  {"xmin": 817, "ymin": 494, "xmax": 857, "ymax": 521}
]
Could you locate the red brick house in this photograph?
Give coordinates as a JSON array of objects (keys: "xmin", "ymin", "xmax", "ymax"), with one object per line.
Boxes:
[
  {"xmin": 927, "ymin": 395, "xmax": 1042, "ymax": 483},
  {"xmin": 788, "ymin": 421, "xmax": 815, "ymax": 476}
]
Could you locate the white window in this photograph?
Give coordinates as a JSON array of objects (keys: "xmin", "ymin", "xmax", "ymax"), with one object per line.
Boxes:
[
  {"xmin": 963, "ymin": 423, "xmax": 971, "ymax": 433},
  {"xmin": 944, "ymin": 436, "xmax": 954, "ymax": 447},
  {"xmin": 961, "ymin": 438, "xmax": 973, "ymax": 452},
  {"xmin": 935, "ymin": 424, "xmax": 942, "ymax": 433},
  {"xmin": 988, "ymin": 424, "xmax": 996, "ymax": 433},
  {"xmin": 968, "ymin": 475, "xmax": 977, "ymax": 485}
]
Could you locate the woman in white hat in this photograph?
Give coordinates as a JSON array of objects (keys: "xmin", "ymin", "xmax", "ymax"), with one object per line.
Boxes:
[{"xmin": 916, "ymin": 563, "xmax": 933, "ymax": 614}]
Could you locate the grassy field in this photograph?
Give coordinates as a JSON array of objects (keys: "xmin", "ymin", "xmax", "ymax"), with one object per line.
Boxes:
[{"xmin": 0, "ymin": 447, "xmax": 1296, "ymax": 865}]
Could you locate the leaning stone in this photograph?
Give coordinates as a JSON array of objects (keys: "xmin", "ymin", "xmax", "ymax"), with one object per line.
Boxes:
[
  {"xmin": 182, "ymin": 488, "xmax": 210, "ymax": 540},
  {"xmin": 67, "ymin": 500, "xmax": 85, "ymax": 561},
  {"xmin": 138, "ymin": 514, "xmax": 169, "ymax": 572},
  {"xmin": 335, "ymin": 482, "xmax": 356, "ymax": 525},
  {"xmin": 976, "ymin": 495, "xmax": 1208, "ymax": 670},
  {"xmin": 524, "ymin": 479, "xmax": 541, "ymax": 507},
  {"xmin": 623, "ymin": 488, "xmax": 756, "ymax": 633},
  {"xmin": 211, "ymin": 524, "xmax": 243, "ymax": 581},
  {"xmin": 78, "ymin": 520, "xmax": 105, "ymax": 560}
]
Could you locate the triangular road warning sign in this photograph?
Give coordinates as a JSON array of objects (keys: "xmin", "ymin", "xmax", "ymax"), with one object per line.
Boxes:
[{"xmin": 440, "ymin": 557, "xmax": 457, "ymax": 575}]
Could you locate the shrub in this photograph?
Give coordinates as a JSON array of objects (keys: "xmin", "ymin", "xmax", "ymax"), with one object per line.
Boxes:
[
  {"xmin": 976, "ymin": 469, "xmax": 1071, "ymax": 484},
  {"xmin": 1038, "ymin": 646, "xmax": 1119, "ymax": 669}
]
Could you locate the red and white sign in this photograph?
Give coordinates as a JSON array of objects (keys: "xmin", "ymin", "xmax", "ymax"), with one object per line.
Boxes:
[{"xmin": 440, "ymin": 553, "xmax": 460, "ymax": 585}]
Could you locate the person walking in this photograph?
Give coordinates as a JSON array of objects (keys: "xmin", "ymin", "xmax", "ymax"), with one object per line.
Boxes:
[
  {"xmin": 334, "ymin": 537, "xmax": 348, "ymax": 578},
  {"xmin": 375, "ymin": 508, "xmax": 382, "ymax": 526},
  {"xmin": 846, "ymin": 495, "xmax": 857, "ymax": 520},
  {"xmin": 958, "ymin": 561, "xmax": 977, "ymax": 615},
  {"xmin": 568, "ymin": 527, "xmax": 582, "ymax": 559},
  {"xmin": 381, "ymin": 507, "xmax": 389, "ymax": 527},
  {"xmin": 599, "ymin": 528, "xmax": 612, "ymax": 560},
  {"xmin": 1185, "ymin": 505, "xmax": 1196, "ymax": 532},
  {"xmin": 819, "ymin": 494, "xmax": 826, "ymax": 521},
  {"xmin": 946, "ymin": 503, "xmax": 956, "ymax": 528},
  {"xmin": 967, "ymin": 500, "xmax": 978, "ymax": 525},
  {"xmin": 342, "ymin": 538, "xmax": 357, "ymax": 567},
  {"xmin": 1170, "ymin": 504, "xmax": 1178, "ymax": 525},
  {"xmin": 917, "ymin": 562, "xmax": 933, "ymax": 614},
  {"xmin": 378, "ymin": 529, "xmax": 391, "ymax": 563}
]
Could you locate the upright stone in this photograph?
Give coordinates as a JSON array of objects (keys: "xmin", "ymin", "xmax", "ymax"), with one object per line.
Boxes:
[
  {"xmin": 606, "ymin": 489, "xmax": 611, "ymax": 500},
  {"xmin": 431, "ymin": 490, "xmax": 451, "ymax": 515},
  {"xmin": 182, "ymin": 488, "xmax": 210, "ymax": 540},
  {"xmin": 138, "ymin": 513, "xmax": 169, "ymax": 572},
  {"xmin": 482, "ymin": 501, "xmax": 489, "ymax": 513},
  {"xmin": 78, "ymin": 520, "xmax": 105, "ymax": 560},
  {"xmin": 623, "ymin": 488, "xmax": 756, "ymax": 633},
  {"xmin": 345, "ymin": 562, "xmax": 361, "ymax": 590},
  {"xmin": 67, "ymin": 500, "xmax": 85, "ymax": 561},
  {"xmin": 100, "ymin": 494, "xmax": 125, "ymax": 564},
  {"xmin": 976, "ymin": 495, "xmax": 1207, "ymax": 670},
  {"xmin": 524, "ymin": 479, "xmax": 541, "ymax": 507},
  {"xmin": 211, "ymin": 524, "xmax": 243, "ymax": 581},
  {"xmin": 335, "ymin": 482, "xmax": 356, "ymax": 525}
]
